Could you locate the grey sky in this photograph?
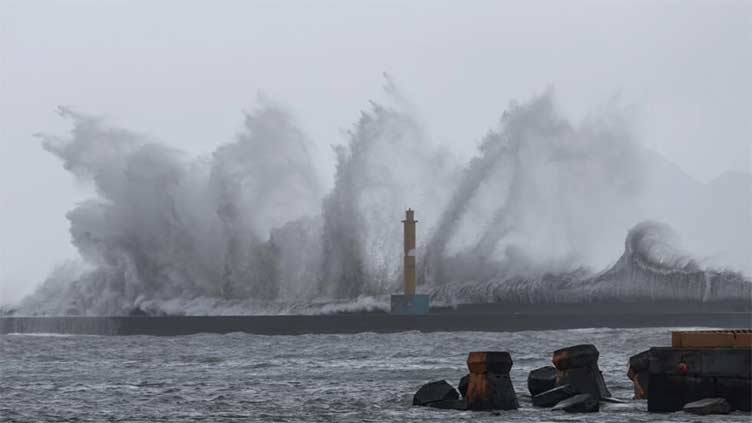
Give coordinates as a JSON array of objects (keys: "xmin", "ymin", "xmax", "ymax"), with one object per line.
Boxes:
[{"xmin": 1, "ymin": 0, "xmax": 750, "ymax": 304}]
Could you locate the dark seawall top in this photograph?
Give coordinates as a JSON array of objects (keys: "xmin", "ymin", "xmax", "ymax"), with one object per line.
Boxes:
[{"xmin": 2, "ymin": 302, "xmax": 750, "ymax": 336}]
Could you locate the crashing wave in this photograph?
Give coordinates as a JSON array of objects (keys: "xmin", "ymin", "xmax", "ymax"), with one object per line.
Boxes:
[
  {"xmin": 428, "ymin": 221, "xmax": 751, "ymax": 306},
  {"xmin": 11, "ymin": 83, "xmax": 751, "ymax": 316}
]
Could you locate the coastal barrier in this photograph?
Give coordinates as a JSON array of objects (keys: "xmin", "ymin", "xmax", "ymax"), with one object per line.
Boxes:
[{"xmin": 2, "ymin": 309, "xmax": 750, "ymax": 336}]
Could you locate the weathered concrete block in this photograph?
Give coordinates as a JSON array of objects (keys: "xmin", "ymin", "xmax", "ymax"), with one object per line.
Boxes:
[
  {"xmin": 595, "ymin": 369, "xmax": 612, "ymax": 399},
  {"xmin": 465, "ymin": 372, "xmax": 519, "ymax": 411},
  {"xmin": 648, "ymin": 374, "xmax": 717, "ymax": 412},
  {"xmin": 413, "ymin": 380, "xmax": 459, "ymax": 406},
  {"xmin": 714, "ymin": 377, "xmax": 752, "ymax": 412},
  {"xmin": 528, "ymin": 366, "xmax": 557, "ymax": 396},
  {"xmin": 629, "ymin": 349, "xmax": 650, "ymax": 372},
  {"xmin": 458, "ymin": 374, "xmax": 469, "ymax": 398},
  {"xmin": 556, "ymin": 365, "xmax": 611, "ymax": 399},
  {"xmin": 467, "ymin": 351, "xmax": 513, "ymax": 374},
  {"xmin": 627, "ymin": 350, "xmax": 650, "ymax": 399},
  {"xmin": 552, "ymin": 344, "xmax": 599, "ymax": 370},
  {"xmin": 648, "ymin": 347, "xmax": 752, "ymax": 378},
  {"xmin": 601, "ymin": 396, "xmax": 628, "ymax": 404},
  {"xmin": 549, "ymin": 344, "xmax": 611, "ymax": 401},
  {"xmin": 683, "ymin": 398, "xmax": 731, "ymax": 415},
  {"xmin": 552, "ymin": 393, "xmax": 599, "ymax": 413},
  {"xmin": 464, "ymin": 352, "xmax": 518, "ymax": 411},
  {"xmin": 648, "ymin": 347, "xmax": 751, "ymax": 412},
  {"xmin": 427, "ymin": 399, "xmax": 467, "ymax": 410},
  {"xmin": 532, "ymin": 384, "xmax": 578, "ymax": 408}
]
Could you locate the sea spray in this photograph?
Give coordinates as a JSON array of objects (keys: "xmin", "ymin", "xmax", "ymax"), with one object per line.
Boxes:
[
  {"xmin": 14, "ymin": 85, "xmax": 751, "ymax": 316},
  {"xmin": 428, "ymin": 222, "xmax": 751, "ymax": 306},
  {"xmin": 423, "ymin": 91, "xmax": 644, "ymax": 285},
  {"xmin": 26, "ymin": 102, "xmax": 325, "ymax": 314},
  {"xmin": 321, "ymin": 93, "xmax": 454, "ymax": 299}
]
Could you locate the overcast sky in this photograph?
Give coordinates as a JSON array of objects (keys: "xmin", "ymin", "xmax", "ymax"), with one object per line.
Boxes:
[{"xmin": 1, "ymin": 0, "xmax": 750, "ymax": 304}]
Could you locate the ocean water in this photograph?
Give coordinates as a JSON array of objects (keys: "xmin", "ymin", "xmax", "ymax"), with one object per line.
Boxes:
[{"xmin": 1, "ymin": 327, "xmax": 747, "ymax": 422}]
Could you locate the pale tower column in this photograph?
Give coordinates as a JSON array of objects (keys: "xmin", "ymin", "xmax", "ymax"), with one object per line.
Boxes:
[{"xmin": 402, "ymin": 209, "xmax": 417, "ymax": 295}]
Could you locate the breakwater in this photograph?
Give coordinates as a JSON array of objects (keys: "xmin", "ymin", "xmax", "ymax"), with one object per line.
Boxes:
[{"xmin": 2, "ymin": 308, "xmax": 750, "ymax": 336}]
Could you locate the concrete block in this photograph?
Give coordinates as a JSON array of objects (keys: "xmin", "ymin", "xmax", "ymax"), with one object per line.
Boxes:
[
  {"xmin": 465, "ymin": 372, "xmax": 518, "ymax": 411},
  {"xmin": 552, "ymin": 393, "xmax": 599, "ymax": 413},
  {"xmin": 528, "ymin": 366, "xmax": 557, "ymax": 396},
  {"xmin": 648, "ymin": 347, "xmax": 751, "ymax": 413},
  {"xmin": 556, "ymin": 366, "xmax": 611, "ymax": 399},
  {"xmin": 413, "ymin": 380, "xmax": 459, "ymax": 406},
  {"xmin": 701, "ymin": 349, "xmax": 752, "ymax": 379},
  {"xmin": 532, "ymin": 384, "xmax": 578, "ymax": 408},
  {"xmin": 552, "ymin": 344, "xmax": 599, "ymax": 370},
  {"xmin": 458, "ymin": 374, "xmax": 469, "ymax": 398},
  {"xmin": 714, "ymin": 377, "xmax": 752, "ymax": 412},
  {"xmin": 683, "ymin": 398, "xmax": 731, "ymax": 415},
  {"xmin": 648, "ymin": 374, "xmax": 716, "ymax": 412},
  {"xmin": 628, "ymin": 350, "xmax": 650, "ymax": 400},
  {"xmin": 629, "ymin": 350, "xmax": 650, "ymax": 372},
  {"xmin": 466, "ymin": 351, "xmax": 513, "ymax": 374},
  {"xmin": 601, "ymin": 396, "xmax": 628, "ymax": 404},
  {"xmin": 648, "ymin": 347, "xmax": 751, "ymax": 378},
  {"xmin": 595, "ymin": 369, "xmax": 612, "ymax": 399}
]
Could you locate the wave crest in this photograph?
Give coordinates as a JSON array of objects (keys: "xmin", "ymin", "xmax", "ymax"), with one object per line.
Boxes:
[{"xmin": 11, "ymin": 84, "xmax": 751, "ymax": 316}]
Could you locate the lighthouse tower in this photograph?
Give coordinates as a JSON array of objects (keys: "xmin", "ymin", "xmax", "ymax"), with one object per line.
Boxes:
[
  {"xmin": 390, "ymin": 209, "xmax": 430, "ymax": 314},
  {"xmin": 403, "ymin": 208, "xmax": 417, "ymax": 295}
]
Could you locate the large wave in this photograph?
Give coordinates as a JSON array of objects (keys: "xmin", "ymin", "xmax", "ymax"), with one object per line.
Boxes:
[
  {"xmin": 428, "ymin": 221, "xmax": 751, "ymax": 306},
  {"xmin": 12, "ymin": 84, "xmax": 752, "ymax": 315}
]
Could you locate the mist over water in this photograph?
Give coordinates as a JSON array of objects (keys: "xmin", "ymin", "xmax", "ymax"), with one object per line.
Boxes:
[{"xmin": 13, "ymin": 83, "xmax": 752, "ymax": 316}]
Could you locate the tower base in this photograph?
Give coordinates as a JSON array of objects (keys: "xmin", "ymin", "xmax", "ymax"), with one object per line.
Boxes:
[{"xmin": 390, "ymin": 294, "xmax": 430, "ymax": 315}]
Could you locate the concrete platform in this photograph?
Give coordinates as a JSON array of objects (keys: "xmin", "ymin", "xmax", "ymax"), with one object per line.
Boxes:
[
  {"xmin": 648, "ymin": 347, "xmax": 752, "ymax": 412},
  {"xmin": 1, "ymin": 309, "xmax": 750, "ymax": 336},
  {"xmin": 390, "ymin": 294, "xmax": 430, "ymax": 315}
]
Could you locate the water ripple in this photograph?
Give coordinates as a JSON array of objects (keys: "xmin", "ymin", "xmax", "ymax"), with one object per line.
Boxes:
[{"xmin": 1, "ymin": 327, "xmax": 747, "ymax": 422}]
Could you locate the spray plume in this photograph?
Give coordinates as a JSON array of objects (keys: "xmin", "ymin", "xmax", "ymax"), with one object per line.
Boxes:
[{"xmin": 14, "ymin": 85, "xmax": 751, "ymax": 315}]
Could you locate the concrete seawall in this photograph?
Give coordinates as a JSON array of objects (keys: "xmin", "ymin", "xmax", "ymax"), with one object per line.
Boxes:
[{"xmin": 2, "ymin": 311, "xmax": 750, "ymax": 336}]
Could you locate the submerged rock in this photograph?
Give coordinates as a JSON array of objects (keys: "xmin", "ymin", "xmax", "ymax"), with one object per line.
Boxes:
[
  {"xmin": 683, "ymin": 398, "xmax": 732, "ymax": 415},
  {"xmin": 458, "ymin": 374, "xmax": 469, "ymax": 398},
  {"xmin": 532, "ymin": 384, "xmax": 578, "ymax": 408},
  {"xmin": 528, "ymin": 366, "xmax": 557, "ymax": 396},
  {"xmin": 552, "ymin": 393, "xmax": 599, "ymax": 413},
  {"xmin": 413, "ymin": 380, "xmax": 459, "ymax": 406}
]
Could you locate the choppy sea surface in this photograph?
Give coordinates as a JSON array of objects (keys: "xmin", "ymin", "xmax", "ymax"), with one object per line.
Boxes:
[{"xmin": 1, "ymin": 327, "xmax": 748, "ymax": 422}]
